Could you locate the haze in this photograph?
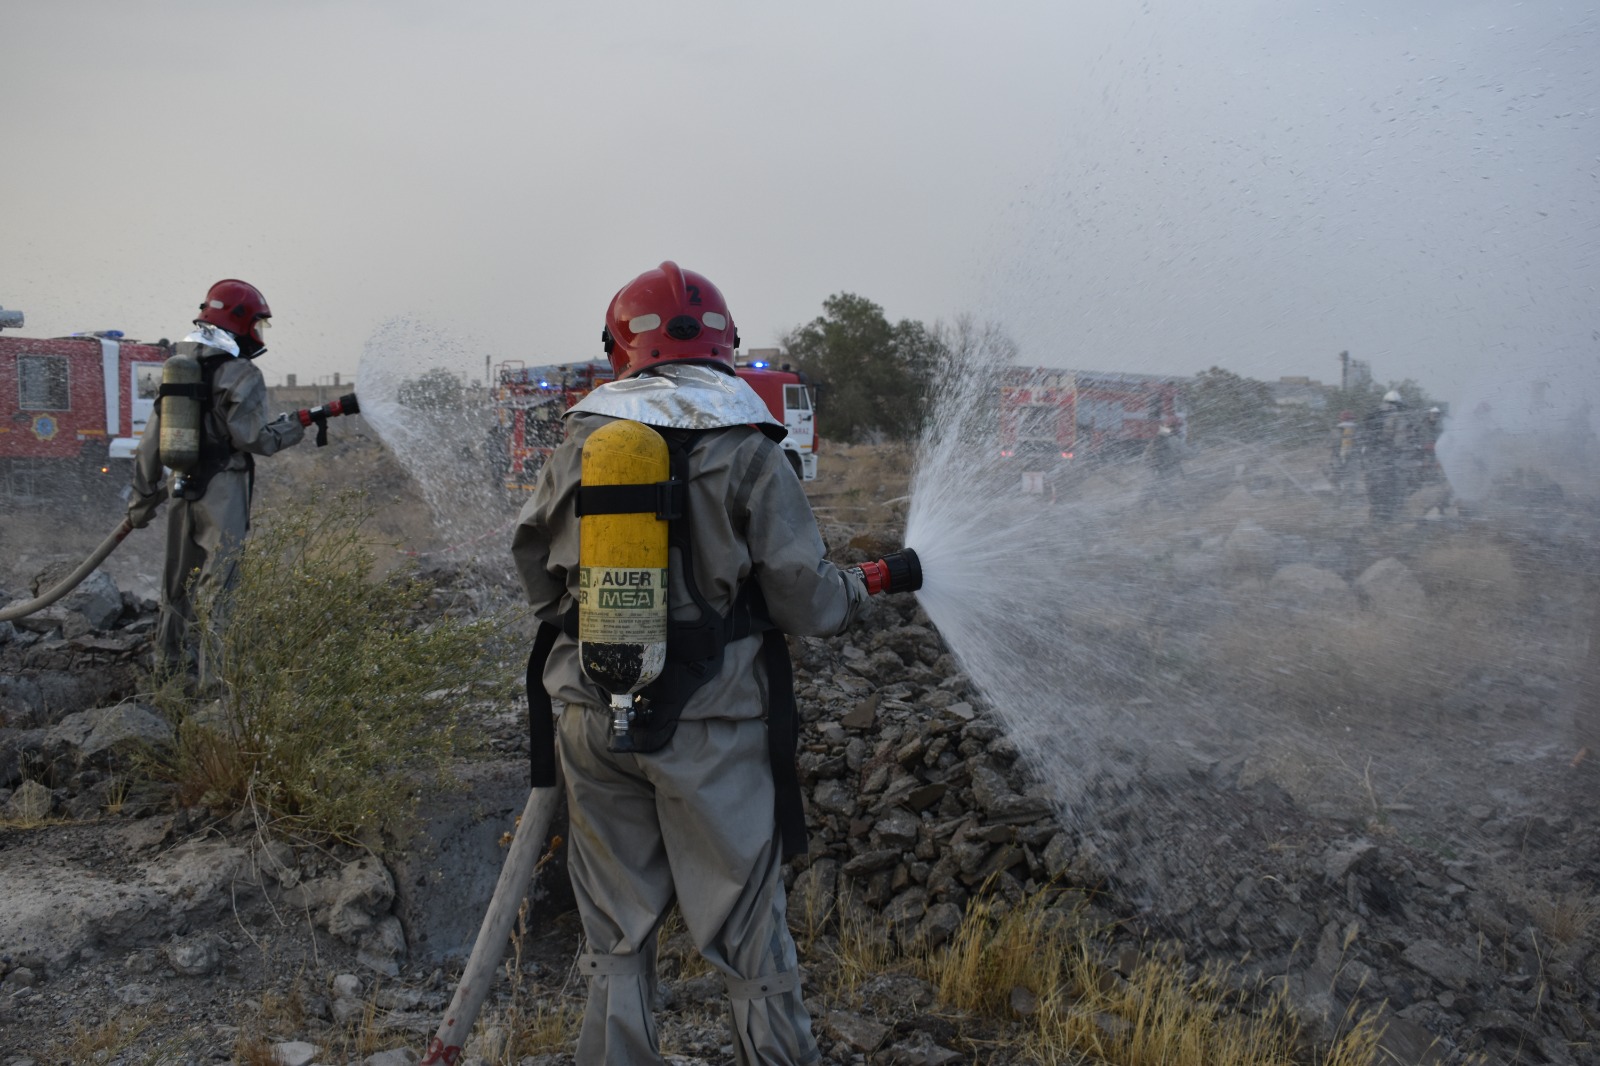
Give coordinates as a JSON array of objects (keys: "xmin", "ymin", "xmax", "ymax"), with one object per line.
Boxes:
[{"xmin": 3, "ymin": 1, "xmax": 1594, "ymax": 410}]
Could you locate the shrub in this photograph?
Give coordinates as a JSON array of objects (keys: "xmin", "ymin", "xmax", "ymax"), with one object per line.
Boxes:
[{"xmin": 159, "ymin": 491, "xmax": 510, "ymax": 844}]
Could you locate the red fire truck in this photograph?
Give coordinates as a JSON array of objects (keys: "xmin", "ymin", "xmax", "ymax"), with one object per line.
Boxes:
[
  {"xmin": 999, "ymin": 367, "xmax": 1186, "ymax": 468},
  {"xmin": 0, "ymin": 311, "xmax": 171, "ymax": 498},
  {"xmin": 490, "ymin": 356, "xmax": 818, "ymax": 492}
]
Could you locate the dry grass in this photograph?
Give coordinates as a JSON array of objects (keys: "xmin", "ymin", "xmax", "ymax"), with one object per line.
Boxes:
[
  {"xmin": 810, "ymin": 880, "xmax": 1394, "ymax": 1066},
  {"xmin": 0, "ymin": 779, "xmax": 68, "ymax": 829},
  {"xmin": 1206, "ymin": 590, "xmax": 1500, "ymax": 725},
  {"xmin": 1413, "ymin": 541, "xmax": 1526, "ymax": 612},
  {"xmin": 656, "ymin": 906, "xmax": 715, "ymax": 981},
  {"xmin": 807, "ymin": 440, "xmax": 914, "ymax": 531},
  {"xmin": 477, "ymin": 898, "xmax": 584, "ymax": 1063},
  {"xmin": 44, "ymin": 1008, "xmax": 158, "ymax": 1065}
]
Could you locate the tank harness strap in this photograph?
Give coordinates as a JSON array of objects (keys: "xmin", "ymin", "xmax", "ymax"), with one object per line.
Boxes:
[
  {"xmin": 725, "ymin": 969, "xmax": 800, "ymax": 1000},
  {"xmin": 155, "ymin": 382, "xmax": 209, "ymax": 399},
  {"xmin": 525, "ymin": 620, "xmax": 561, "ymax": 788},
  {"xmin": 575, "ymin": 480, "xmax": 685, "ymax": 521},
  {"xmin": 174, "ymin": 354, "xmax": 243, "ymax": 502},
  {"xmin": 577, "ymin": 952, "xmax": 648, "ymax": 977},
  {"xmin": 762, "ymin": 625, "xmax": 807, "ymax": 859}
]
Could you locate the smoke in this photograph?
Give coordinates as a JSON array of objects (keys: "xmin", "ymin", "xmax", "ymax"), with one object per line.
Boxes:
[{"xmin": 1437, "ymin": 369, "xmax": 1600, "ymax": 506}]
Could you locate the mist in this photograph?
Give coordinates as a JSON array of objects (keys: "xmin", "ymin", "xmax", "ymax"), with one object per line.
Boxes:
[{"xmin": 2, "ymin": 1, "xmax": 1593, "ymax": 408}]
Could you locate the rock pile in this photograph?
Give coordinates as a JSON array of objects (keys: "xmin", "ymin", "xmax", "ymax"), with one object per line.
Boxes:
[{"xmin": 2, "ymin": 559, "xmax": 1598, "ymax": 1065}]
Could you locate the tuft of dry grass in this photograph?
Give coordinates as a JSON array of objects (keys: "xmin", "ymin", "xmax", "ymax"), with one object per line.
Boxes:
[
  {"xmin": 823, "ymin": 884, "xmax": 897, "ymax": 998},
  {"xmin": 813, "ymin": 879, "xmax": 1394, "ymax": 1066},
  {"xmin": 475, "ymin": 897, "xmax": 584, "ymax": 1063},
  {"xmin": 0, "ymin": 778, "xmax": 63, "ymax": 829},
  {"xmin": 45, "ymin": 1008, "xmax": 158, "ymax": 1064}
]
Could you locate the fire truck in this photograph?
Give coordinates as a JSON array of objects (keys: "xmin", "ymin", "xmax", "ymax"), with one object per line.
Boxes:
[
  {"xmin": 1000, "ymin": 366, "xmax": 1186, "ymax": 469},
  {"xmin": 490, "ymin": 355, "xmax": 817, "ymax": 492},
  {"xmin": 0, "ymin": 308, "xmax": 171, "ymax": 498}
]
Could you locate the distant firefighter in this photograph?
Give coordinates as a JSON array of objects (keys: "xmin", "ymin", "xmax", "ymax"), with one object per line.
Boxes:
[
  {"xmin": 126, "ymin": 280, "xmax": 309, "ymax": 685},
  {"xmin": 1329, "ymin": 409, "xmax": 1360, "ymax": 494},
  {"xmin": 1363, "ymin": 390, "xmax": 1420, "ymax": 523},
  {"xmin": 1139, "ymin": 419, "xmax": 1185, "ymax": 508}
]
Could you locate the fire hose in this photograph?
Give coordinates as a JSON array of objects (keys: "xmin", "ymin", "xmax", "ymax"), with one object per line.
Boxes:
[
  {"xmin": 422, "ymin": 782, "xmax": 563, "ymax": 1065},
  {"xmin": 0, "ymin": 517, "xmax": 135, "ymax": 623},
  {"xmin": 1, "ymin": 395, "xmax": 361, "ymax": 624}
]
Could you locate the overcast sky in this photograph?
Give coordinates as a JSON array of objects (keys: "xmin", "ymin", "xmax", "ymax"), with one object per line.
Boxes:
[{"xmin": 3, "ymin": 1, "xmax": 1595, "ymax": 408}]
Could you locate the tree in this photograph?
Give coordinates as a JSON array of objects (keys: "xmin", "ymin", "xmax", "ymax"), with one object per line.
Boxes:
[
  {"xmin": 781, "ymin": 294, "xmax": 941, "ymax": 442},
  {"xmin": 398, "ymin": 367, "xmax": 466, "ymax": 411},
  {"xmin": 1186, "ymin": 366, "xmax": 1277, "ymax": 443}
]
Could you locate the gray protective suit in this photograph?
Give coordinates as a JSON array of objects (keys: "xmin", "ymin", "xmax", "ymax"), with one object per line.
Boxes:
[
  {"xmin": 127, "ymin": 326, "xmax": 305, "ymax": 673},
  {"xmin": 511, "ymin": 363, "xmax": 866, "ymax": 1066}
]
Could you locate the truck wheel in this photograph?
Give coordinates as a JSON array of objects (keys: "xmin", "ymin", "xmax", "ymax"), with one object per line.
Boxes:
[{"xmin": 786, "ymin": 451, "xmax": 803, "ymax": 480}]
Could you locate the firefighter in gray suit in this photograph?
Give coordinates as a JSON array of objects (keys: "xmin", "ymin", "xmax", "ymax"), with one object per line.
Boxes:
[
  {"xmin": 127, "ymin": 279, "xmax": 306, "ymax": 679},
  {"xmin": 513, "ymin": 262, "xmax": 917, "ymax": 1065}
]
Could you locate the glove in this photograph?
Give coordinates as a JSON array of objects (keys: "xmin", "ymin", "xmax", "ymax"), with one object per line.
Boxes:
[{"xmin": 127, "ymin": 488, "xmax": 167, "ymax": 530}]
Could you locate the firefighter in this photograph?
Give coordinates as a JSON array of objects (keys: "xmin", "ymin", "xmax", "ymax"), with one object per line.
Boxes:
[
  {"xmin": 125, "ymin": 280, "xmax": 308, "ymax": 682},
  {"xmin": 1363, "ymin": 390, "xmax": 1417, "ymax": 523},
  {"xmin": 1419, "ymin": 406, "xmax": 1445, "ymax": 483},
  {"xmin": 511, "ymin": 262, "xmax": 907, "ymax": 1065},
  {"xmin": 1139, "ymin": 419, "xmax": 1184, "ymax": 508},
  {"xmin": 1329, "ymin": 409, "xmax": 1359, "ymax": 494}
]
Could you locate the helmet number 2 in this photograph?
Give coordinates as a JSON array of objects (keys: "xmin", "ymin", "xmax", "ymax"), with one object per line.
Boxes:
[{"xmin": 686, "ymin": 284, "xmax": 702, "ymax": 306}]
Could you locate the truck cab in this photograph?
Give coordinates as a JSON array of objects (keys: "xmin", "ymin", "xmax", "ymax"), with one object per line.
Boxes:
[
  {"xmin": 735, "ymin": 356, "xmax": 817, "ymax": 481},
  {"xmin": 0, "ymin": 319, "xmax": 170, "ymax": 499}
]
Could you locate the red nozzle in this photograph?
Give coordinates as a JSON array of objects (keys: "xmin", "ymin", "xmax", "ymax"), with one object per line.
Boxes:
[
  {"xmin": 853, "ymin": 549, "xmax": 923, "ymax": 597},
  {"xmin": 856, "ymin": 559, "xmax": 891, "ymax": 596}
]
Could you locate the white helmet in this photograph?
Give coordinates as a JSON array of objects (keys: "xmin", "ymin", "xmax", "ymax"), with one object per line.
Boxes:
[{"xmin": 1383, "ymin": 390, "xmax": 1403, "ymax": 406}]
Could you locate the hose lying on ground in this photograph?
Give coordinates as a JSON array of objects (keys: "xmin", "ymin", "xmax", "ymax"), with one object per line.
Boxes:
[{"xmin": 0, "ymin": 517, "xmax": 135, "ymax": 623}]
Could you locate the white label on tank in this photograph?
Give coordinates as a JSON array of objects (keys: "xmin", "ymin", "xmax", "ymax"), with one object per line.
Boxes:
[{"xmin": 577, "ymin": 567, "xmax": 669, "ymax": 643}]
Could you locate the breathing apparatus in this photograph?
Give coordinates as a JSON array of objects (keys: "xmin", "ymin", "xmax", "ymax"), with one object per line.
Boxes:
[
  {"xmin": 576, "ymin": 420, "xmax": 673, "ymax": 749},
  {"xmin": 157, "ymin": 348, "xmax": 206, "ymax": 496},
  {"xmin": 572, "ymin": 418, "xmax": 923, "ymax": 751}
]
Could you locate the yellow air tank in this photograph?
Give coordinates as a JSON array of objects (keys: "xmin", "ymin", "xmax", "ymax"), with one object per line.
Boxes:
[{"xmin": 578, "ymin": 420, "xmax": 671, "ymax": 743}]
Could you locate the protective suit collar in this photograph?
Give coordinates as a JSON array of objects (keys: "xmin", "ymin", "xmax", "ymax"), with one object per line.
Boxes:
[
  {"xmin": 570, "ymin": 364, "xmax": 787, "ymax": 442},
  {"xmin": 182, "ymin": 324, "xmax": 240, "ymax": 358}
]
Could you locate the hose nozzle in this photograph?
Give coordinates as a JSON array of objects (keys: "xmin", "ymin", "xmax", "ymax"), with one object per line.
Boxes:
[
  {"xmin": 296, "ymin": 393, "xmax": 361, "ymax": 446},
  {"xmin": 852, "ymin": 547, "xmax": 922, "ymax": 596}
]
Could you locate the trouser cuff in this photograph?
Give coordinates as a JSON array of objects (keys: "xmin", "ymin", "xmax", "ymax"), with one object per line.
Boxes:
[
  {"xmin": 577, "ymin": 951, "xmax": 647, "ymax": 977},
  {"xmin": 725, "ymin": 969, "xmax": 800, "ymax": 1000}
]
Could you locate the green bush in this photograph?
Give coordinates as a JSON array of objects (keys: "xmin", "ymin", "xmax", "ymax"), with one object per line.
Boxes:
[{"xmin": 164, "ymin": 492, "xmax": 511, "ymax": 844}]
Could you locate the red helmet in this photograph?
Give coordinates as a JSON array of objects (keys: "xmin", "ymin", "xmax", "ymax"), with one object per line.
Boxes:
[
  {"xmin": 602, "ymin": 261, "xmax": 739, "ymax": 379},
  {"xmin": 196, "ymin": 279, "xmax": 271, "ymax": 343}
]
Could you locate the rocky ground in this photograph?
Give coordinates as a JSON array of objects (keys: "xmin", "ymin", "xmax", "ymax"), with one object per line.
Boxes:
[{"xmin": 1, "ymin": 424, "xmax": 1598, "ymax": 1066}]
